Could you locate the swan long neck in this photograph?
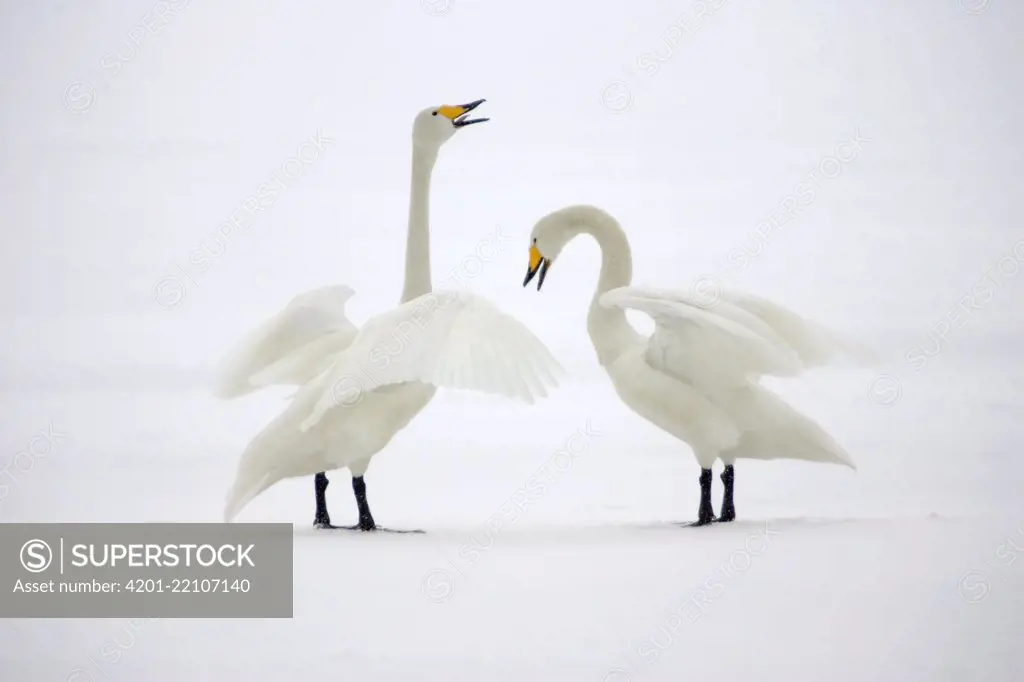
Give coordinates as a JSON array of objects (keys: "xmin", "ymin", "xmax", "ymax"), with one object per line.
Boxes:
[
  {"xmin": 554, "ymin": 207, "xmax": 637, "ymax": 367},
  {"xmin": 400, "ymin": 144, "xmax": 438, "ymax": 304}
]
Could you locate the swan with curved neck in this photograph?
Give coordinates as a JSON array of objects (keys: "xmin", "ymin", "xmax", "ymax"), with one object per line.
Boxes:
[
  {"xmin": 523, "ymin": 205, "xmax": 858, "ymax": 526},
  {"xmin": 219, "ymin": 101, "xmax": 558, "ymax": 534}
]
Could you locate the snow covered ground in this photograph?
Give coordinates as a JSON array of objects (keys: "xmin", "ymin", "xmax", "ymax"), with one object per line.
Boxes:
[
  {"xmin": 2, "ymin": 361, "xmax": 1023, "ymax": 681},
  {"xmin": 2, "ymin": 0, "xmax": 1023, "ymax": 680}
]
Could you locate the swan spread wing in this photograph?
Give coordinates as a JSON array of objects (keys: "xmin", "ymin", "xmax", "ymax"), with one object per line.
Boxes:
[
  {"xmin": 299, "ymin": 290, "xmax": 564, "ymax": 432},
  {"xmin": 214, "ymin": 285, "xmax": 359, "ymax": 399},
  {"xmin": 714, "ymin": 290, "xmax": 878, "ymax": 368},
  {"xmin": 604, "ymin": 286, "xmax": 872, "ymax": 372},
  {"xmin": 600, "ymin": 286, "xmax": 805, "ymax": 387}
]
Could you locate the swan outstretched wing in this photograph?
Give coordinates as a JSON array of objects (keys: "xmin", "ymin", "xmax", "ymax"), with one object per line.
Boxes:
[
  {"xmin": 214, "ymin": 285, "xmax": 359, "ymax": 399},
  {"xmin": 714, "ymin": 290, "xmax": 878, "ymax": 368},
  {"xmin": 299, "ymin": 290, "xmax": 564, "ymax": 431},
  {"xmin": 600, "ymin": 286, "xmax": 804, "ymax": 388},
  {"xmin": 637, "ymin": 287, "xmax": 873, "ymax": 369},
  {"xmin": 248, "ymin": 328, "xmax": 358, "ymax": 392},
  {"xmin": 602, "ymin": 285, "xmax": 874, "ymax": 388}
]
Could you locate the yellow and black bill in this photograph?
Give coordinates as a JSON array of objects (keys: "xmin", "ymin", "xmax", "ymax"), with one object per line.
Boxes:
[
  {"xmin": 523, "ymin": 243, "xmax": 552, "ymax": 290},
  {"xmin": 437, "ymin": 99, "xmax": 489, "ymax": 127}
]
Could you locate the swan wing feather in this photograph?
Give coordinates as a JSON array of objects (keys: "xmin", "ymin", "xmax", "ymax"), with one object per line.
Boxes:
[
  {"xmin": 600, "ymin": 286, "xmax": 804, "ymax": 388},
  {"xmin": 214, "ymin": 285, "xmax": 358, "ymax": 398},
  {"xmin": 299, "ymin": 290, "xmax": 564, "ymax": 431},
  {"xmin": 716, "ymin": 290, "xmax": 880, "ymax": 368}
]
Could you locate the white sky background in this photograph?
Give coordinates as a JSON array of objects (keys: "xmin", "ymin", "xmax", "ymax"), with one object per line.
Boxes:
[{"xmin": 0, "ymin": 0, "xmax": 1021, "ymax": 385}]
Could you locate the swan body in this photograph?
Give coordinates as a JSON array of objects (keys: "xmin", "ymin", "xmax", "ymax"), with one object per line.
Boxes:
[
  {"xmin": 604, "ymin": 344, "xmax": 853, "ymax": 470},
  {"xmin": 223, "ymin": 289, "xmax": 563, "ymax": 522},
  {"xmin": 523, "ymin": 204, "xmax": 863, "ymax": 524}
]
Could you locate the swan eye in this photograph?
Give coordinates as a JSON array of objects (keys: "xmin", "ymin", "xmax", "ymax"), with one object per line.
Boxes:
[{"xmin": 432, "ymin": 111, "xmax": 438, "ymax": 116}]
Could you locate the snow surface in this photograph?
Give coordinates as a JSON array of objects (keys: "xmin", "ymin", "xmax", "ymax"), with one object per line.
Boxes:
[
  {"xmin": 3, "ymin": 370, "xmax": 1023, "ymax": 681},
  {"xmin": 2, "ymin": 0, "xmax": 1023, "ymax": 680}
]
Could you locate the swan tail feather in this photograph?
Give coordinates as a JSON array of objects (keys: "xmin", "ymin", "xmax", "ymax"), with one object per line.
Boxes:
[
  {"xmin": 223, "ymin": 471, "xmax": 274, "ymax": 523},
  {"xmin": 726, "ymin": 428, "xmax": 857, "ymax": 470},
  {"xmin": 719, "ymin": 386, "xmax": 857, "ymax": 470},
  {"xmin": 223, "ymin": 393, "xmax": 323, "ymax": 521}
]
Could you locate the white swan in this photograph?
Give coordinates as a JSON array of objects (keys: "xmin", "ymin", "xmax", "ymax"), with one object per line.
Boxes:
[
  {"xmin": 522, "ymin": 205, "xmax": 862, "ymax": 526},
  {"xmin": 220, "ymin": 101, "xmax": 565, "ymax": 531}
]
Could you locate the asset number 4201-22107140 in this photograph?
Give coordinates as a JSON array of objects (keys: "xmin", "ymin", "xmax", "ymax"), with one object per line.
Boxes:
[{"xmin": 124, "ymin": 578, "xmax": 251, "ymax": 593}]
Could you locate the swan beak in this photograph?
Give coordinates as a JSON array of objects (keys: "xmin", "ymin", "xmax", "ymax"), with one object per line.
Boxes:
[
  {"xmin": 439, "ymin": 99, "xmax": 489, "ymax": 127},
  {"xmin": 523, "ymin": 245, "xmax": 552, "ymax": 290}
]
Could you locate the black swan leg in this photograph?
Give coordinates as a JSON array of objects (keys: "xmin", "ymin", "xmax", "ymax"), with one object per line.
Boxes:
[
  {"xmin": 717, "ymin": 465, "xmax": 736, "ymax": 522},
  {"xmin": 689, "ymin": 468, "xmax": 717, "ymax": 527}
]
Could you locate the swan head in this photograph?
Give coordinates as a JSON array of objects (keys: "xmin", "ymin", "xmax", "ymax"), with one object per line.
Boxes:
[
  {"xmin": 523, "ymin": 205, "xmax": 623, "ymax": 290},
  {"xmin": 412, "ymin": 99, "xmax": 489, "ymax": 150},
  {"xmin": 522, "ymin": 219, "xmax": 569, "ymax": 291}
]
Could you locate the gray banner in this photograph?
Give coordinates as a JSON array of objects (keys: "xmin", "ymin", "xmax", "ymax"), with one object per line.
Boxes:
[{"xmin": 0, "ymin": 523, "xmax": 293, "ymax": 618}]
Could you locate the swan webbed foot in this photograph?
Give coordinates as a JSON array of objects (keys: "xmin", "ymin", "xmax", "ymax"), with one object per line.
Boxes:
[
  {"xmin": 343, "ymin": 525, "xmax": 426, "ymax": 534},
  {"xmin": 717, "ymin": 464, "xmax": 736, "ymax": 522},
  {"xmin": 350, "ymin": 517, "xmax": 378, "ymax": 531},
  {"xmin": 314, "ymin": 520, "xmax": 341, "ymax": 530},
  {"xmin": 340, "ymin": 521, "xmax": 377, "ymax": 532}
]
